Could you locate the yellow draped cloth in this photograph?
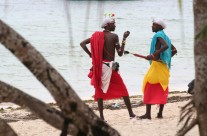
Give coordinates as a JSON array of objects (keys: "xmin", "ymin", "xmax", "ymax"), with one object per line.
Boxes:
[{"xmin": 142, "ymin": 61, "xmax": 170, "ymax": 92}]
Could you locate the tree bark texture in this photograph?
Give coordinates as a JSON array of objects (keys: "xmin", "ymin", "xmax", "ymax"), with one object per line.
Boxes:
[
  {"xmin": 0, "ymin": 20, "xmax": 120, "ymax": 135},
  {"xmin": 0, "ymin": 80, "xmax": 78, "ymax": 135},
  {"xmin": 193, "ymin": 0, "xmax": 207, "ymax": 135},
  {"xmin": 0, "ymin": 118, "xmax": 17, "ymax": 136}
]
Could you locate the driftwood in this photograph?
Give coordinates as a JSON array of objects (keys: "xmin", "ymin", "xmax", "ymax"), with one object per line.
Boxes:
[
  {"xmin": 0, "ymin": 118, "xmax": 17, "ymax": 136},
  {"xmin": 0, "ymin": 19, "xmax": 120, "ymax": 135},
  {"xmin": 0, "ymin": 81, "xmax": 78, "ymax": 134}
]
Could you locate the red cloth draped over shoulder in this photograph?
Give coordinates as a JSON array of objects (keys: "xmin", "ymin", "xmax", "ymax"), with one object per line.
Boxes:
[
  {"xmin": 90, "ymin": 31, "xmax": 129, "ymax": 101},
  {"xmin": 90, "ymin": 31, "xmax": 104, "ymax": 89}
]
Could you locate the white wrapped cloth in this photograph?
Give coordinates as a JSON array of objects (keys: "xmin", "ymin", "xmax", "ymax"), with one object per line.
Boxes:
[
  {"xmin": 101, "ymin": 17, "xmax": 115, "ymax": 28},
  {"xmin": 101, "ymin": 62, "xmax": 113, "ymax": 93},
  {"xmin": 153, "ymin": 18, "xmax": 166, "ymax": 29}
]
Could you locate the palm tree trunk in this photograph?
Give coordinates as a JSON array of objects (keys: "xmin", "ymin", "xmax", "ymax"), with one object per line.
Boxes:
[
  {"xmin": 0, "ymin": 81, "xmax": 78, "ymax": 135},
  {"xmin": 0, "ymin": 118, "xmax": 17, "ymax": 136},
  {"xmin": 194, "ymin": 0, "xmax": 207, "ymax": 135}
]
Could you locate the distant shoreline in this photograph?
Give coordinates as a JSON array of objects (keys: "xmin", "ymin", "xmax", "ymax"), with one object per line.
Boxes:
[
  {"xmin": 0, "ymin": 91, "xmax": 190, "ymax": 110},
  {"xmin": 82, "ymin": 90, "xmax": 189, "ymax": 102},
  {"xmin": 82, "ymin": 91, "xmax": 192, "ymax": 110}
]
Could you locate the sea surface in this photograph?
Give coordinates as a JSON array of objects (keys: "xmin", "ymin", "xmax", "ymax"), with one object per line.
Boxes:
[{"xmin": 0, "ymin": 0, "xmax": 194, "ymax": 102}]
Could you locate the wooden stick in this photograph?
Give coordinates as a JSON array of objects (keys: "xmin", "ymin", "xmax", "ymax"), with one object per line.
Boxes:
[
  {"xmin": 124, "ymin": 50, "xmax": 147, "ymax": 59},
  {"xmin": 132, "ymin": 53, "xmax": 147, "ymax": 59}
]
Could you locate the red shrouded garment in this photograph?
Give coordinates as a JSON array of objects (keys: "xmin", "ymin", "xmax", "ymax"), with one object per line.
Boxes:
[
  {"xmin": 142, "ymin": 61, "xmax": 170, "ymax": 104},
  {"xmin": 90, "ymin": 31, "xmax": 104, "ymax": 89},
  {"xmin": 90, "ymin": 31, "xmax": 129, "ymax": 101},
  {"xmin": 144, "ymin": 82, "xmax": 168, "ymax": 104}
]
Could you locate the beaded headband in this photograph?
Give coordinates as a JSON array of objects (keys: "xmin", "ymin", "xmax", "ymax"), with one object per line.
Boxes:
[{"xmin": 104, "ymin": 13, "xmax": 115, "ymax": 18}]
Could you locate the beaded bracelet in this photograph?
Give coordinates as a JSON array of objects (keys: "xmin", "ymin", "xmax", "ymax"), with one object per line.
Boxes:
[{"xmin": 150, "ymin": 54, "xmax": 155, "ymax": 59}]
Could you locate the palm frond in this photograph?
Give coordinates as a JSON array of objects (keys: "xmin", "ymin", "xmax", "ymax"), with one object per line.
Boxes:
[{"xmin": 176, "ymin": 99, "xmax": 198, "ymax": 136}]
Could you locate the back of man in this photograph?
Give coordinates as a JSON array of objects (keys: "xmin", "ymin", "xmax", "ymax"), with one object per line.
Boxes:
[{"xmin": 103, "ymin": 32, "xmax": 117, "ymax": 61}]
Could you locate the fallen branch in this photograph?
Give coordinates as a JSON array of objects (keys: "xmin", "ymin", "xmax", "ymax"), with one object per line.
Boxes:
[
  {"xmin": 0, "ymin": 118, "xmax": 17, "ymax": 136},
  {"xmin": 0, "ymin": 81, "xmax": 77, "ymax": 135}
]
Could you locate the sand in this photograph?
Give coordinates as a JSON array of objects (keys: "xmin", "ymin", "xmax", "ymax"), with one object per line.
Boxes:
[{"xmin": 0, "ymin": 92, "xmax": 199, "ymax": 136}]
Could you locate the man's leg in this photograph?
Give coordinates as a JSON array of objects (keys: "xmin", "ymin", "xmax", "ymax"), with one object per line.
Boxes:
[
  {"xmin": 123, "ymin": 96, "xmax": 136, "ymax": 118},
  {"xmin": 157, "ymin": 104, "xmax": 164, "ymax": 118},
  {"xmin": 97, "ymin": 98, "xmax": 105, "ymax": 120},
  {"xmin": 139, "ymin": 104, "xmax": 151, "ymax": 119}
]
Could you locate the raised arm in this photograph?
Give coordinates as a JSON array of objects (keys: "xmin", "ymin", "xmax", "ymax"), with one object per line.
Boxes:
[
  {"xmin": 115, "ymin": 31, "xmax": 130, "ymax": 56},
  {"xmin": 80, "ymin": 38, "xmax": 91, "ymax": 58}
]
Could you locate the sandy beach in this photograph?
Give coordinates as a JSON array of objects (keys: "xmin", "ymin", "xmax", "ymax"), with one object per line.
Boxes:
[{"xmin": 0, "ymin": 92, "xmax": 199, "ymax": 136}]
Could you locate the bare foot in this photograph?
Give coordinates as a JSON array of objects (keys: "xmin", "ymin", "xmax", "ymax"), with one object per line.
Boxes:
[
  {"xmin": 156, "ymin": 113, "xmax": 163, "ymax": 119},
  {"xmin": 100, "ymin": 117, "xmax": 107, "ymax": 123},
  {"xmin": 100, "ymin": 116, "xmax": 105, "ymax": 121},
  {"xmin": 138, "ymin": 114, "xmax": 151, "ymax": 120},
  {"xmin": 130, "ymin": 113, "xmax": 136, "ymax": 118},
  {"xmin": 129, "ymin": 114, "xmax": 137, "ymax": 119}
]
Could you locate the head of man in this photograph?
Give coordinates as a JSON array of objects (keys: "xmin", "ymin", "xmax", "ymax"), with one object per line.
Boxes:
[
  {"xmin": 101, "ymin": 18, "xmax": 116, "ymax": 31},
  {"xmin": 152, "ymin": 18, "xmax": 166, "ymax": 32}
]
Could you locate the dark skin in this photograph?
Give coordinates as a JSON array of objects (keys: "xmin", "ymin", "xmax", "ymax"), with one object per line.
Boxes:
[
  {"xmin": 80, "ymin": 22, "xmax": 130, "ymax": 60},
  {"xmin": 139, "ymin": 23, "xmax": 177, "ymax": 120},
  {"xmin": 80, "ymin": 22, "xmax": 136, "ymax": 120}
]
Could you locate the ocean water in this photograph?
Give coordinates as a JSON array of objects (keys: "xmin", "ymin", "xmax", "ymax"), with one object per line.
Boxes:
[{"xmin": 0, "ymin": 0, "xmax": 194, "ymax": 102}]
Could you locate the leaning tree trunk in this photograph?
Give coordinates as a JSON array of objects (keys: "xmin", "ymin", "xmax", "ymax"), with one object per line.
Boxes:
[
  {"xmin": 0, "ymin": 118, "xmax": 17, "ymax": 136},
  {"xmin": 0, "ymin": 80, "xmax": 78, "ymax": 134},
  {"xmin": 194, "ymin": 0, "xmax": 207, "ymax": 135},
  {"xmin": 0, "ymin": 19, "xmax": 120, "ymax": 136}
]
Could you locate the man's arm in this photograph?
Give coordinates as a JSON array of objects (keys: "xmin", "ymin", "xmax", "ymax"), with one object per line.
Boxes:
[
  {"xmin": 154, "ymin": 37, "xmax": 169, "ymax": 56},
  {"xmin": 146, "ymin": 37, "xmax": 169, "ymax": 60},
  {"xmin": 115, "ymin": 31, "xmax": 130, "ymax": 56},
  {"xmin": 80, "ymin": 38, "xmax": 91, "ymax": 58}
]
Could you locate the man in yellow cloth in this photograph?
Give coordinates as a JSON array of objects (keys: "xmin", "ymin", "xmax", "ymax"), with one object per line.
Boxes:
[
  {"xmin": 80, "ymin": 14, "xmax": 136, "ymax": 121},
  {"xmin": 139, "ymin": 18, "xmax": 177, "ymax": 119}
]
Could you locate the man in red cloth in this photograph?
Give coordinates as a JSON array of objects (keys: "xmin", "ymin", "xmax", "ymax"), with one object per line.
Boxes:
[{"xmin": 80, "ymin": 14, "xmax": 136, "ymax": 120}]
